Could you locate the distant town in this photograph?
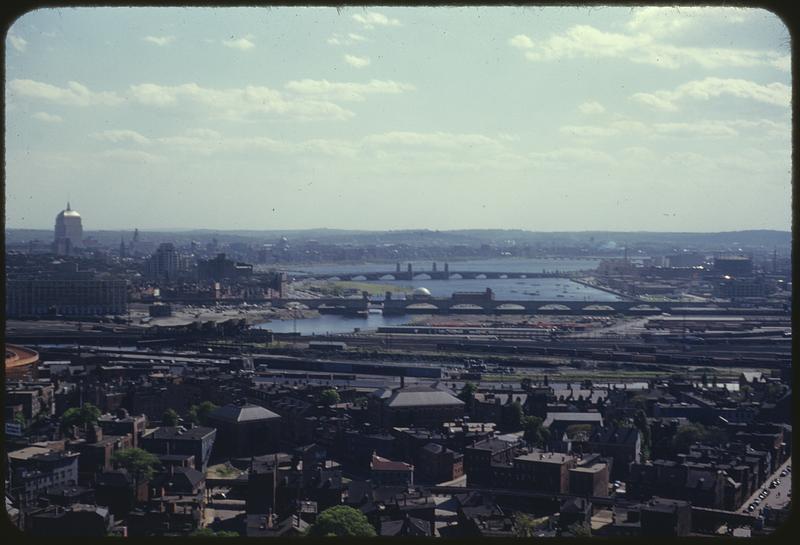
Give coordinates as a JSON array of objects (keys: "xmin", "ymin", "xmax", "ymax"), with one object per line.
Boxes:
[{"xmin": 4, "ymin": 203, "xmax": 792, "ymax": 538}]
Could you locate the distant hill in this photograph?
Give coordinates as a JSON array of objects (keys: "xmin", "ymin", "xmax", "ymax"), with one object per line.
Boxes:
[{"xmin": 5, "ymin": 227, "xmax": 791, "ymax": 249}]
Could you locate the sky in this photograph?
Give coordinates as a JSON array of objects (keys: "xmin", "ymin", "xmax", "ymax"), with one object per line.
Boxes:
[{"xmin": 4, "ymin": 6, "xmax": 792, "ymax": 232}]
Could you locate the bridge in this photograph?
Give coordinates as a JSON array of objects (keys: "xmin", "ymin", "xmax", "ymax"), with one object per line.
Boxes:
[
  {"xmin": 269, "ymin": 294, "xmax": 788, "ymax": 316},
  {"xmin": 294, "ymin": 262, "xmax": 587, "ymax": 281}
]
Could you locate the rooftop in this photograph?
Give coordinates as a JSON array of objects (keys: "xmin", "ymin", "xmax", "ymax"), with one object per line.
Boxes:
[{"xmin": 209, "ymin": 403, "xmax": 281, "ymax": 423}]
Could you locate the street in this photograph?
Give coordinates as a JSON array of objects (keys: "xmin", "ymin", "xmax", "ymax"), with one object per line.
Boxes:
[{"xmin": 739, "ymin": 457, "xmax": 791, "ymax": 515}]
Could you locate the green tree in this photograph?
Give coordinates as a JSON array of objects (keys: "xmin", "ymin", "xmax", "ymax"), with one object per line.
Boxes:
[
  {"xmin": 458, "ymin": 382, "xmax": 478, "ymax": 409},
  {"xmin": 521, "ymin": 415, "xmax": 550, "ymax": 447},
  {"xmin": 60, "ymin": 403, "xmax": 101, "ymax": 432},
  {"xmin": 307, "ymin": 505, "xmax": 376, "ymax": 537},
  {"xmin": 764, "ymin": 383, "xmax": 786, "ymax": 402},
  {"xmin": 514, "ymin": 513, "xmax": 548, "ymax": 537},
  {"xmin": 566, "ymin": 522, "xmax": 592, "ymax": 537},
  {"xmin": 672, "ymin": 422, "xmax": 706, "ymax": 452},
  {"xmin": 187, "ymin": 401, "xmax": 218, "ymax": 426},
  {"xmin": 633, "ymin": 409, "xmax": 651, "ymax": 460},
  {"xmin": 190, "ymin": 528, "xmax": 239, "ymax": 537},
  {"xmin": 162, "ymin": 408, "xmax": 180, "ymax": 426},
  {"xmin": 507, "ymin": 400, "xmax": 524, "ymax": 430},
  {"xmin": 319, "ymin": 389, "xmax": 341, "ymax": 406},
  {"xmin": 111, "ymin": 447, "xmax": 160, "ymax": 486}
]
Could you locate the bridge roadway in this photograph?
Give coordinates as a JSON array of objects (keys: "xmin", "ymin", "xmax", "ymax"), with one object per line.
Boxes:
[{"xmin": 271, "ymin": 296, "xmax": 789, "ymax": 316}]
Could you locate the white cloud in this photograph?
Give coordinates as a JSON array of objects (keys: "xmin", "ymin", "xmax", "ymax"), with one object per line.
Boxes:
[
  {"xmin": 632, "ymin": 78, "xmax": 791, "ymax": 111},
  {"xmin": 9, "ymin": 79, "xmax": 123, "ymax": 107},
  {"xmin": 100, "ymin": 149, "xmax": 164, "ymax": 164},
  {"xmin": 129, "ymin": 82, "xmax": 354, "ymax": 121},
  {"xmin": 284, "ymin": 79, "xmax": 415, "ymax": 102},
  {"xmin": 578, "ymin": 101, "xmax": 605, "ymax": 115},
  {"xmin": 344, "ymin": 54, "xmax": 371, "ymax": 68},
  {"xmin": 8, "ymin": 33, "xmax": 27, "ymax": 52},
  {"xmin": 143, "ymin": 35, "xmax": 175, "ymax": 46},
  {"xmin": 560, "ymin": 125, "xmax": 618, "ymax": 137},
  {"xmin": 222, "ymin": 35, "xmax": 255, "ymax": 50},
  {"xmin": 626, "ymin": 6, "xmax": 750, "ymax": 38},
  {"xmin": 652, "ymin": 122, "xmax": 738, "ymax": 138},
  {"xmin": 352, "ymin": 11, "xmax": 401, "ymax": 29},
  {"xmin": 508, "ymin": 34, "xmax": 534, "ymax": 50},
  {"xmin": 328, "ymin": 32, "xmax": 368, "ymax": 46},
  {"xmin": 32, "ymin": 111, "xmax": 63, "ymax": 123},
  {"xmin": 630, "ymin": 92, "xmax": 679, "ymax": 112},
  {"xmin": 91, "ymin": 129, "xmax": 151, "ymax": 145},
  {"xmin": 511, "ymin": 19, "xmax": 788, "ymax": 72},
  {"xmin": 529, "ymin": 147, "xmax": 616, "ymax": 168}
]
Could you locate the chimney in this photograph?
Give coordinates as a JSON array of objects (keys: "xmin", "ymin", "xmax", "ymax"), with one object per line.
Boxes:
[{"xmin": 400, "ymin": 376, "xmax": 405, "ymax": 388}]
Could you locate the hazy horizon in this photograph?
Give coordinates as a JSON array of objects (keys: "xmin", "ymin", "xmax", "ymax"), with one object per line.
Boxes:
[{"xmin": 5, "ymin": 6, "xmax": 791, "ymax": 232}]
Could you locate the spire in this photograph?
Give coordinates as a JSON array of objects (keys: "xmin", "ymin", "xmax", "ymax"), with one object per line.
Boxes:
[{"xmin": 67, "ymin": 201, "xmax": 71, "ymax": 211}]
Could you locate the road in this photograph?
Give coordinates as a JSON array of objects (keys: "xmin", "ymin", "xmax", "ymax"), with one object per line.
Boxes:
[{"xmin": 739, "ymin": 457, "xmax": 791, "ymax": 514}]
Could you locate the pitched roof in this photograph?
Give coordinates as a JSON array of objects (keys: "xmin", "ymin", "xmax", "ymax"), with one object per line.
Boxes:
[
  {"xmin": 543, "ymin": 412, "xmax": 603, "ymax": 428},
  {"xmin": 384, "ymin": 386, "xmax": 465, "ymax": 408},
  {"xmin": 589, "ymin": 426, "xmax": 640, "ymax": 446},
  {"xmin": 209, "ymin": 403, "xmax": 281, "ymax": 423},
  {"xmin": 371, "ymin": 454, "xmax": 413, "ymax": 472}
]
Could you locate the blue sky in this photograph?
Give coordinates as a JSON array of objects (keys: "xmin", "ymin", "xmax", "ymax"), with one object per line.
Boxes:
[{"xmin": 4, "ymin": 6, "xmax": 791, "ymax": 231}]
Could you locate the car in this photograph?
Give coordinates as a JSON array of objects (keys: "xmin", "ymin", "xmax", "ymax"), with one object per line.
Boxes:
[
  {"xmin": 775, "ymin": 479, "xmax": 781, "ymax": 486},
  {"xmin": 780, "ymin": 470, "xmax": 788, "ymax": 477},
  {"xmin": 770, "ymin": 482, "xmax": 777, "ymax": 489},
  {"xmin": 753, "ymin": 499, "xmax": 760, "ymax": 506},
  {"xmin": 747, "ymin": 505, "xmax": 755, "ymax": 512}
]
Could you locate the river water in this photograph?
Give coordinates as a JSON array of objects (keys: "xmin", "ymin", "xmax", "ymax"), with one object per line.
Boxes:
[{"xmin": 256, "ymin": 258, "xmax": 621, "ymax": 335}]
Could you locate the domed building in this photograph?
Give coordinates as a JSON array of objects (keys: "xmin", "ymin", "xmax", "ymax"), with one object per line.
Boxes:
[
  {"xmin": 411, "ymin": 287, "xmax": 432, "ymax": 300},
  {"xmin": 53, "ymin": 202, "xmax": 83, "ymax": 255}
]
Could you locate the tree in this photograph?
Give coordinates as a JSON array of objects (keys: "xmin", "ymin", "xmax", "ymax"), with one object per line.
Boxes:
[
  {"xmin": 507, "ymin": 400, "xmax": 524, "ymax": 430},
  {"xmin": 190, "ymin": 528, "xmax": 239, "ymax": 537},
  {"xmin": 111, "ymin": 447, "xmax": 160, "ymax": 486},
  {"xmin": 514, "ymin": 513, "xmax": 548, "ymax": 537},
  {"xmin": 458, "ymin": 382, "xmax": 478, "ymax": 409},
  {"xmin": 307, "ymin": 506, "xmax": 376, "ymax": 537},
  {"xmin": 319, "ymin": 389, "xmax": 341, "ymax": 406},
  {"xmin": 672, "ymin": 422, "xmax": 706, "ymax": 452},
  {"xmin": 521, "ymin": 415, "xmax": 550, "ymax": 447},
  {"xmin": 60, "ymin": 403, "xmax": 101, "ymax": 432},
  {"xmin": 764, "ymin": 383, "xmax": 786, "ymax": 403},
  {"xmin": 162, "ymin": 408, "xmax": 180, "ymax": 426},
  {"xmin": 633, "ymin": 409, "xmax": 651, "ymax": 459},
  {"xmin": 566, "ymin": 522, "xmax": 592, "ymax": 537},
  {"xmin": 187, "ymin": 401, "xmax": 218, "ymax": 426}
]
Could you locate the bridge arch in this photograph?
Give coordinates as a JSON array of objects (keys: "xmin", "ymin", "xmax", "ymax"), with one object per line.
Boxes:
[
  {"xmin": 351, "ymin": 275, "xmax": 367, "ymax": 281},
  {"xmin": 499, "ymin": 274, "xmax": 508, "ymax": 279},
  {"xmin": 379, "ymin": 274, "xmax": 396, "ymax": 281},
  {"xmin": 405, "ymin": 303, "xmax": 439, "ymax": 310},
  {"xmin": 475, "ymin": 274, "xmax": 487, "ymax": 279},
  {"xmin": 582, "ymin": 304, "xmax": 615, "ymax": 311},
  {"xmin": 413, "ymin": 273, "xmax": 432, "ymax": 280},
  {"xmin": 326, "ymin": 276, "xmax": 341, "ymax": 281},
  {"xmin": 449, "ymin": 273, "xmax": 463, "ymax": 279},
  {"xmin": 538, "ymin": 304, "xmax": 570, "ymax": 311},
  {"xmin": 496, "ymin": 303, "xmax": 526, "ymax": 310}
]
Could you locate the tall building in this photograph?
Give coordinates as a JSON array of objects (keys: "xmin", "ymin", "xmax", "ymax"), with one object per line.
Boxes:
[
  {"xmin": 53, "ymin": 202, "xmax": 83, "ymax": 255},
  {"xmin": 145, "ymin": 243, "xmax": 181, "ymax": 282}
]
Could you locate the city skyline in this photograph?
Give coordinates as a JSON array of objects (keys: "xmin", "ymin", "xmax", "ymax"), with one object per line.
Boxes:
[{"xmin": 5, "ymin": 6, "xmax": 792, "ymax": 232}]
